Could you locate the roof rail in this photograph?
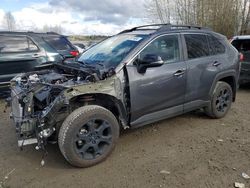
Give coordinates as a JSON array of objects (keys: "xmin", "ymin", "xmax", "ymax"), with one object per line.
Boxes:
[
  {"xmin": 46, "ymin": 32, "xmax": 59, "ymax": 35},
  {"xmin": 158, "ymin": 24, "xmax": 211, "ymax": 31},
  {"xmin": 118, "ymin": 24, "xmax": 170, "ymax": 34},
  {"xmin": 119, "ymin": 23, "xmax": 211, "ymax": 34},
  {"xmin": 0, "ymin": 31, "xmax": 61, "ymax": 35}
]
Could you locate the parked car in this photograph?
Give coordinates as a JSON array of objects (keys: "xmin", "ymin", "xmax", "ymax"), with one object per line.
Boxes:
[
  {"xmin": 0, "ymin": 31, "xmax": 79, "ymax": 90},
  {"xmin": 230, "ymin": 35, "xmax": 250, "ymax": 84},
  {"xmin": 87, "ymin": 41, "xmax": 97, "ymax": 48},
  {"xmin": 73, "ymin": 42, "xmax": 86, "ymax": 53},
  {"xmin": 9, "ymin": 24, "xmax": 240, "ymax": 167}
]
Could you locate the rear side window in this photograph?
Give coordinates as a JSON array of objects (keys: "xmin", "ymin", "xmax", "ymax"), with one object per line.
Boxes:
[
  {"xmin": 208, "ymin": 35, "xmax": 226, "ymax": 55},
  {"xmin": 231, "ymin": 39, "xmax": 250, "ymax": 52},
  {"xmin": 184, "ymin": 34, "xmax": 209, "ymax": 59},
  {"xmin": 0, "ymin": 36, "xmax": 38, "ymax": 53},
  {"xmin": 43, "ymin": 36, "xmax": 74, "ymax": 51}
]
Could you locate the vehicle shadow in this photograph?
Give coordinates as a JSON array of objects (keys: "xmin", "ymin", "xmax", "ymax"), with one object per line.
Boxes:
[
  {"xmin": 239, "ymin": 83, "xmax": 250, "ymax": 91},
  {"xmin": 121, "ymin": 109, "xmax": 209, "ymax": 136},
  {"xmin": 17, "ymin": 143, "xmax": 73, "ymax": 169}
]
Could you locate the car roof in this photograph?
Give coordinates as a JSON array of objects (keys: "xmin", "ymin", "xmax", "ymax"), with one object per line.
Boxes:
[
  {"xmin": 0, "ymin": 31, "xmax": 65, "ymax": 37},
  {"xmin": 232, "ymin": 35, "xmax": 250, "ymax": 40},
  {"xmin": 118, "ymin": 24, "xmax": 225, "ymax": 39}
]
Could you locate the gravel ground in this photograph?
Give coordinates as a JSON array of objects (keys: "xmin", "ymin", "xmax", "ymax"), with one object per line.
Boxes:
[{"xmin": 0, "ymin": 87, "xmax": 250, "ymax": 188}]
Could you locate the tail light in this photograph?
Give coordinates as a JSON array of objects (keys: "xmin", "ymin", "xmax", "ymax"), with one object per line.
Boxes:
[
  {"xmin": 240, "ymin": 53, "xmax": 244, "ymax": 62},
  {"xmin": 70, "ymin": 50, "xmax": 79, "ymax": 57}
]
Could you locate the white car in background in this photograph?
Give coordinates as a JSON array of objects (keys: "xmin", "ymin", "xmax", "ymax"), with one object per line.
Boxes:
[{"xmin": 73, "ymin": 43, "xmax": 86, "ymax": 53}]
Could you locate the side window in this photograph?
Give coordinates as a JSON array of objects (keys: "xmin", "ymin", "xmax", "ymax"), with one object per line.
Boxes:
[
  {"xmin": 27, "ymin": 38, "xmax": 39, "ymax": 51},
  {"xmin": 0, "ymin": 36, "xmax": 38, "ymax": 53},
  {"xmin": 232, "ymin": 39, "xmax": 250, "ymax": 52},
  {"xmin": 139, "ymin": 34, "xmax": 180, "ymax": 64},
  {"xmin": 208, "ymin": 35, "xmax": 226, "ymax": 55},
  {"xmin": 184, "ymin": 34, "xmax": 209, "ymax": 59},
  {"xmin": 43, "ymin": 36, "xmax": 73, "ymax": 51}
]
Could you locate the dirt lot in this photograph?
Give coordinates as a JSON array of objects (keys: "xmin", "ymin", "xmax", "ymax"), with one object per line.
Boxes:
[{"xmin": 0, "ymin": 87, "xmax": 250, "ymax": 188}]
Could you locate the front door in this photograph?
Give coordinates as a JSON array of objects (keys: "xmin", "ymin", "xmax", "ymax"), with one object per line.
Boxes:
[{"xmin": 126, "ymin": 34, "xmax": 187, "ymax": 125}]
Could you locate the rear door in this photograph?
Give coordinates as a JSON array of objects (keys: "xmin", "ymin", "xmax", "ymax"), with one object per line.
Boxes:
[
  {"xmin": 0, "ymin": 35, "xmax": 43, "ymax": 84},
  {"xmin": 183, "ymin": 33, "xmax": 225, "ymax": 110},
  {"xmin": 127, "ymin": 34, "xmax": 187, "ymax": 124}
]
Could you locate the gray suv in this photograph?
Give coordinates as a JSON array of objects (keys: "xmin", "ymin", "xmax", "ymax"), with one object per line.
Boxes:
[{"xmin": 9, "ymin": 24, "xmax": 240, "ymax": 167}]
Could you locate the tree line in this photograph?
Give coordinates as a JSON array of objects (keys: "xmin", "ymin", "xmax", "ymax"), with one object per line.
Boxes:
[
  {"xmin": 145, "ymin": 0, "xmax": 250, "ymax": 37},
  {"xmin": 2, "ymin": 2, "xmax": 250, "ymax": 38},
  {"xmin": 1, "ymin": 11, "xmax": 63, "ymax": 34}
]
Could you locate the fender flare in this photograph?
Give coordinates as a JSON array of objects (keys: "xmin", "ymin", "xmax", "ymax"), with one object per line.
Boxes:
[
  {"xmin": 209, "ymin": 70, "xmax": 237, "ymax": 100},
  {"xmin": 69, "ymin": 93, "xmax": 128, "ymax": 126}
]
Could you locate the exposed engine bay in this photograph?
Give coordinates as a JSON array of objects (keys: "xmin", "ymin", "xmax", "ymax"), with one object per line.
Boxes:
[
  {"xmin": 14, "ymin": 63, "xmax": 116, "ymax": 109},
  {"xmin": 16, "ymin": 62, "xmax": 112, "ymax": 88},
  {"xmin": 9, "ymin": 62, "xmax": 117, "ymax": 149}
]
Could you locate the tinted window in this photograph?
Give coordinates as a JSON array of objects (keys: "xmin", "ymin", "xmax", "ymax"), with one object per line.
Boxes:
[
  {"xmin": 139, "ymin": 35, "xmax": 180, "ymax": 64},
  {"xmin": 232, "ymin": 39, "xmax": 250, "ymax": 61},
  {"xmin": 184, "ymin": 34, "xmax": 209, "ymax": 59},
  {"xmin": 231, "ymin": 39, "xmax": 250, "ymax": 52},
  {"xmin": 43, "ymin": 36, "xmax": 74, "ymax": 51},
  {"xmin": 208, "ymin": 35, "xmax": 226, "ymax": 55},
  {"xmin": 0, "ymin": 36, "xmax": 38, "ymax": 53}
]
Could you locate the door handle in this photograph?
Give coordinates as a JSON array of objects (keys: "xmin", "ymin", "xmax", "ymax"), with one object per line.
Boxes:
[
  {"xmin": 173, "ymin": 70, "xmax": 185, "ymax": 77},
  {"xmin": 32, "ymin": 53, "xmax": 41, "ymax": 58},
  {"xmin": 213, "ymin": 61, "xmax": 221, "ymax": 67}
]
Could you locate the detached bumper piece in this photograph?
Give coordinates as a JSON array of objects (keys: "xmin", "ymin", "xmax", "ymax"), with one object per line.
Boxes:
[{"xmin": 18, "ymin": 138, "xmax": 38, "ymax": 147}]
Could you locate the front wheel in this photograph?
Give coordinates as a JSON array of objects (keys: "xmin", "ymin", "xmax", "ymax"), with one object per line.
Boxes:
[
  {"xmin": 204, "ymin": 81, "xmax": 233, "ymax": 119},
  {"xmin": 58, "ymin": 105, "xmax": 120, "ymax": 167}
]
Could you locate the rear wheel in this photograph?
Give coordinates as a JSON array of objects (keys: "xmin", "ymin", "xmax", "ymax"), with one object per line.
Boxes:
[
  {"xmin": 58, "ymin": 105, "xmax": 119, "ymax": 167},
  {"xmin": 205, "ymin": 81, "xmax": 233, "ymax": 119}
]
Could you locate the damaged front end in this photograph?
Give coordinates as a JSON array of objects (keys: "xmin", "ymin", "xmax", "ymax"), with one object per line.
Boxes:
[
  {"xmin": 9, "ymin": 63, "xmax": 119, "ymax": 150},
  {"xmin": 9, "ymin": 61, "xmax": 128, "ymax": 151},
  {"xmin": 11, "ymin": 71, "xmax": 72, "ymax": 149}
]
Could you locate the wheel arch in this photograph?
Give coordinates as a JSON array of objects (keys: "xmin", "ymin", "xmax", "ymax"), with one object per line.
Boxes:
[
  {"xmin": 69, "ymin": 93, "xmax": 128, "ymax": 128},
  {"xmin": 209, "ymin": 70, "xmax": 238, "ymax": 102}
]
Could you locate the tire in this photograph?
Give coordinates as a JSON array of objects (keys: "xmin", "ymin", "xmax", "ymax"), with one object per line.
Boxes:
[
  {"xmin": 204, "ymin": 81, "xmax": 233, "ymax": 119},
  {"xmin": 58, "ymin": 105, "xmax": 120, "ymax": 168}
]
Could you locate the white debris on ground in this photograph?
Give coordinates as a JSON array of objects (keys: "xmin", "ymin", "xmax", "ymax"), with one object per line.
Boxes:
[
  {"xmin": 4, "ymin": 169, "xmax": 15, "ymax": 180},
  {"xmin": 241, "ymin": 172, "xmax": 250, "ymax": 179},
  {"xmin": 234, "ymin": 182, "xmax": 245, "ymax": 188},
  {"xmin": 41, "ymin": 159, "xmax": 45, "ymax": 167},
  {"xmin": 0, "ymin": 168, "xmax": 16, "ymax": 188},
  {"xmin": 160, "ymin": 170, "xmax": 171, "ymax": 175}
]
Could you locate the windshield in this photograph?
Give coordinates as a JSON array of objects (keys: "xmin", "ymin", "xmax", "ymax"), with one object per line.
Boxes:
[
  {"xmin": 78, "ymin": 34, "xmax": 146, "ymax": 69},
  {"xmin": 43, "ymin": 36, "xmax": 74, "ymax": 51}
]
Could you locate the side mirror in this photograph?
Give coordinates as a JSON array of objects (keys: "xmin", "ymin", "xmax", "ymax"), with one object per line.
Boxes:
[{"xmin": 136, "ymin": 54, "xmax": 164, "ymax": 74}]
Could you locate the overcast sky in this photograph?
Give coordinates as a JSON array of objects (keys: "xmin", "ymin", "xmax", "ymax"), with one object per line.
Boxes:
[{"xmin": 0, "ymin": 0, "xmax": 149, "ymax": 35}]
